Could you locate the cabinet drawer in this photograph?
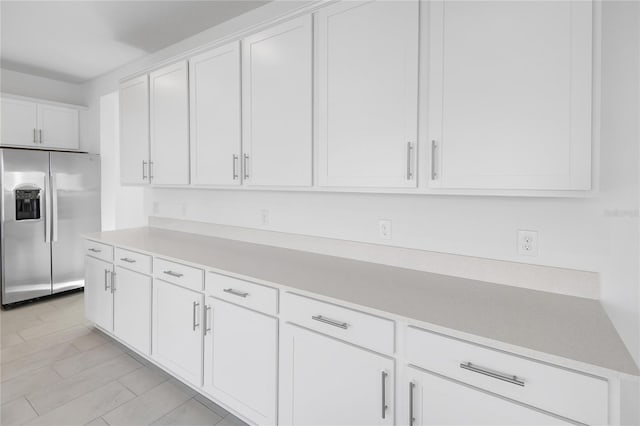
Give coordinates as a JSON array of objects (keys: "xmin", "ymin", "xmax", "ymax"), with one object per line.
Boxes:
[
  {"xmin": 406, "ymin": 326, "xmax": 608, "ymax": 425},
  {"xmin": 85, "ymin": 240, "xmax": 113, "ymax": 262},
  {"xmin": 153, "ymin": 258, "xmax": 203, "ymax": 292},
  {"xmin": 115, "ymin": 248, "xmax": 152, "ymax": 275},
  {"xmin": 281, "ymin": 292, "xmax": 394, "ymax": 355},
  {"xmin": 205, "ymin": 272, "xmax": 277, "ymax": 316}
]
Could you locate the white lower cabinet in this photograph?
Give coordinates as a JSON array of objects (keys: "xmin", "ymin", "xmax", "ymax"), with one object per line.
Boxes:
[
  {"xmin": 113, "ymin": 266, "xmax": 152, "ymax": 355},
  {"xmin": 203, "ymin": 297, "xmax": 278, "ymax": 425},
  {"xmin": 279, "ymin": 323, "xmax": 395, "ymax": 426},
  {"xmin": 84, "ymin": 255, "xmax": 113, "ymax": 331},
  {"xmin": 406, "ymin": 367, "xmax": 572, "ymax": 425},
  {"xmin": 152, "ymin": 279, "xmax": 204, "ymax": 385}
]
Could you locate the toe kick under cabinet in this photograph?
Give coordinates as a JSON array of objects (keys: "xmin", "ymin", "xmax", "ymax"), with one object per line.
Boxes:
[{"xmin": 83, "ymin": 238, "xmax": 619, "ymax": 426}]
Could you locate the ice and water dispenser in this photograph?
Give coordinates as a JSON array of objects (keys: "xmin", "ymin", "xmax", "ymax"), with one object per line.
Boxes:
[{"xmin": 15, "ymin": 186, "xmax": 41, "ymax": 221}]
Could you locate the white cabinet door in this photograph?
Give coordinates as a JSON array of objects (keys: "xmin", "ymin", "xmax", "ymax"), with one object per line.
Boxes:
[
  {"xmin": 0, "ymin": 98, "xmax": 38, "ymax": 147},
  {"xmin": 84, "ymin": 256, "xmax": 113, "ymax": 332},
  {"xmin": 429, "ymin": 1, "xmax": 592, "ymax": 190},
  {"xmin": 317, "ymin": 0, "xmax": 419, "ymax": 188},
  {"xmin": 37, "ymin": 104, "xmax": 79, "ymax": 150},
  {"xmin": 242, "ymin": 16, "xmax": 313, "ymax": 187},
  {"xmin": 190, "ymin": 42, "xmax": 242, "ymax": 186},
  {"xmin": 406, "ymin": 367, "xmax": 573, "ymax": 425},
  {"xmin": 203, "ymin": 298, "xmax": 277, "ymax": 425},
  {"xmin": 279, "ymin": 324, "xmax": 394, "ymax": 426},
  {"xmin": 150, "ymin": 61, "xmax": 190, "ymax": 185},
  {"xmin": 113, "ymin": 266, "xmax": 151, "ymax": 355},
  {"xmin": 120, "ymin": 75, "xmax": 150, "ymax": 185},
  {"xmin": 152, "ymin": 279, "xmax": 203, "ymax": 385}
]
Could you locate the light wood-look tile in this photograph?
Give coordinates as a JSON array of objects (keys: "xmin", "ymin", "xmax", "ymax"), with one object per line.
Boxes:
[
  {"xmin": 193, "ymin": 394, "xmax": 229, "ymax": 418},
  {"xmin": 1, "ymin": 341, "xmax": 80, "ymax": 382},
  {"xmin": 26, "ymin": 353, "xmax": 142, "ymax": 415},
  {"xmin": 150, "ymin": 398, "xmax": 224, "ymax": 426},
  {"xmin": 0, "ymin": 396, "xmax": 38, "ymax": 425},
  {"xmin": 1, "ymin": 333, "xmax": 25, "ymax": 349},
  {"xmin": 1, "ymin": 367, "xmax": 62, "ymax": 404},
  {"xmin": 84, "ymin": 417, "xmax": 109, "ymax": 426},
  {"xmin": 117, "ymin": 365, "xmax": 170, "ymax": 396},
  {"xmin": 102, "ymin": 380, "xmax": 193, "ymax": 426},
  {"xmin": 25, "ymin": 381, "xmax": 135, "ymax": 426},
  {"xmin": 53, "ymin": 342, "xmax": 123, "ymax": 378},
  {"xmin": 1, "ymin": 324, "xmax": 91, "ymax": 364}
]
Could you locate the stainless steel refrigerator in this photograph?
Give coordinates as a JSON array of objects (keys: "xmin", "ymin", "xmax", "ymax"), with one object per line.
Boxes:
[{"xmin": 0, "ymin": 148, "xmax": 101, "ymax": 306}]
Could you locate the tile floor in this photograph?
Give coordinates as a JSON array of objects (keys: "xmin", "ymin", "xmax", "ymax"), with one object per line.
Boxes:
[{"xmin": 0, "ymin": 291, "xmax": 248, "ymax": 426}]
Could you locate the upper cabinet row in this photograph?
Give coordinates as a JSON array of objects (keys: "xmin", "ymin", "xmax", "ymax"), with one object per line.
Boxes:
[
  {"xmin": 1, "ymin": 97, "xmax": 80, "ymax": 151},
  {"xmin": 119, "ymin": 0, "xmax": 593, "ymax": 192}
]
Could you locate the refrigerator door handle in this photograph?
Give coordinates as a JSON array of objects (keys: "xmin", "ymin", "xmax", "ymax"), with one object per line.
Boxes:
[
  {"xmin": 44, "ymin": 173, "xmax": 51, "ymax": 243},
  {"xmin": 51, "ymin": 173, "xmax": 58, "ymax": 242}
]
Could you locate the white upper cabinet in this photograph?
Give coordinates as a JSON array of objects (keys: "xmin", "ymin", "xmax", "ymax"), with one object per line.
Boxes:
[
  {"xmin": 242, "ymin": 16, "xmax": 313, "ymax": 187},
  {"xmin": 1, "ymin": 96, "xmax": 79, "ymax": 150},
  {"xmin": 150, "ymin": 61, "xmax": 190, "ymax": 185},
  {"xmin": 37, "ymin": 104, "xmax": 79, "ymax": 150},
  {"xmin": 317, "ymin": 0, "xmax": 419, "ymax": 188},
  {"xmin": 1, "ymin": 97, "xmax": 38, "ymax": 147},
  {"xmin": 428, "ymin": 1, "xmax": 593, "ymax": 190},
  {"xmin": 189, "ymin": 42, "xmax": 242, "ymax": 186},
  {"xmin": 120, "ymin": 75, "xmax": 150, "ymax": 185}
]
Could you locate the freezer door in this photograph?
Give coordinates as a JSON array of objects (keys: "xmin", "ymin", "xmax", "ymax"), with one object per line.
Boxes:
[
  {"xmin": 50, "ymin": 152, "xmax": 101, "ymax": 294},
  {"xmin": 0, "ymin": 149, "xmax": 52, "ymax": 305}
]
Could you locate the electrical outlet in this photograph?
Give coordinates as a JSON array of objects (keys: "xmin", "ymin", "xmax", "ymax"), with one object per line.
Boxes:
[
  {"xmin": 378, "ymin": 219, "xmax": 392, "ymax": 240},
  {"xmin": 261, "ymin": 209, "xmax": 270, "ymax": 226},
  {"xmin": 517, "ymin": 230, "xmax": 538, "ymax": 256}
]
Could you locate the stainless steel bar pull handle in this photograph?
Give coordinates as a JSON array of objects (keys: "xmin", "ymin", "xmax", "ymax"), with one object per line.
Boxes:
[
  {"xmin": 223, "ymin": 288, "xmax": 248, "ymax": 298},
  {"xmin": 311, "ymin": 315, "xmax": 348, "ymax": 329},
  {"xmin": 381, "ymin": 371, "xmax": 388, "ymax": 419},
  {"xmin": 120, "ymin": 257, "xmax": 136, "ymax": 263},
  {"xmin": 431, "ymin": 140, "xmax": 438, "ymax": 180},
  {"xmin": 163, "ymin": 270, "xmax": 183, "ymax": 278},
  {"xmin": 89, "ymin": 248, "xmax": 101, "ymax": 253},
  {"xmin": 149, "ymin": 161, "xmax": 154, "ymax": 180},
  {"xmin": 33, "ymin": 128, "xmax": 37, "ymax": 144},
  {"xmin": 39, "ymin": 130, "xmax": 43, "ymax": 144},
  {"xmin": 232, "ymin": 155, "xmax": 239, "ymax": 180},
  {"xmin": 104, "ymin": 269, "xmax": 110, "ymax": 291},
  {"xmin": 192, "ymin": 301, "xmax": 200, "ymax": 331},
  {"xmin": 406, "ymin": 142, "xmax": 414, "ymax": 180},
  {"xmin": 459, "ymin": 362, "xmax": 525, "ymax": 387},
  {"xmin": 111, "ymin": 271, "xmax": 116, "ymax": 293},
  {"xmin": 243, "ymin": 154, "xmax": 249, "ymax": 179},
  {"xmin": 142, "ymin": 161, "xmax": 148, "ymax": 180},
  {"xmin": 409, "ymin": 382, "xmax": 415, "ymax": 426},
  {"xmin": 204, "ymin": 305, "xmax": 212, "ymax": 335}
]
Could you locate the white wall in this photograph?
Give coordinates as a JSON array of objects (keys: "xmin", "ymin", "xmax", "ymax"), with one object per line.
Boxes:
[
  {"xmin": 81, "ymin": 1, "xmax": 640, "ymax": 422},
  {"xmin": 99, "ymin": 91, "xmax": 146, "ymax": 231},
  {"xmin": 0, "ymin": 68, "xmax": 85, "ymax": 105}
]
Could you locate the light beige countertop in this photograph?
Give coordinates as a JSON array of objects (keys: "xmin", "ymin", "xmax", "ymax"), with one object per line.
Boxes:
[{"xmin": 86, "ymin": 227, "xmax": 639, "ymax": 378}]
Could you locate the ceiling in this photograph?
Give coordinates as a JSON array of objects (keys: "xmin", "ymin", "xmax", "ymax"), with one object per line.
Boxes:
[{"xmin": 0, "ymin": 1, "xmax": 269, "ymax": 83}]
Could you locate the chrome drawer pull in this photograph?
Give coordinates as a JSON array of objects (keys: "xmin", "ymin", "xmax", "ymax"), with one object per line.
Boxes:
[
  {"xmin": 311, "ymin": 315, "xmax": 348, "ymax": 330},
  {"xmin": 460, "ymin": 362, "xmax": 525, "ymax": 387},
  {"xmin": 223, "ymin": 288, "xmax": 249, "ymax": 298},
  {"xmin": 163, "ymin": 270, "xmax": 183, "ymax": 278},
  {"xmin": 204, "ymin": 305, "xmax": 212, "ymax": 335},
  {"xmin": 120, "ymin": 257, "xmax": 136, "ymax": 263},
  {"xmin": 192, "ymin": 301, "xmax": 200, "ymax": 331},
  {"xmin": 381, "ymin": 371, "xmax": 388, "ymax": 419},
  {"xmin": 409, "ymin": 382, "xmax": 415, "ymax": 426},
  {"xmin": 89, "ymin": 248, "xmax": 101, "ymax": 253},
  {"xmin": 104, "ymin": 269, "xmax": 110, "ymax": 291},
  {"xmin": 431, "ymin": 140, "xmax": 438, "ymax": 180},
  {"xmin": 406, "ymin": 142, "xmax": 414, "ymax": 180},
  {"xmin": 111, "ymin": 272, "xmax": 116, "ymax": 293}
]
